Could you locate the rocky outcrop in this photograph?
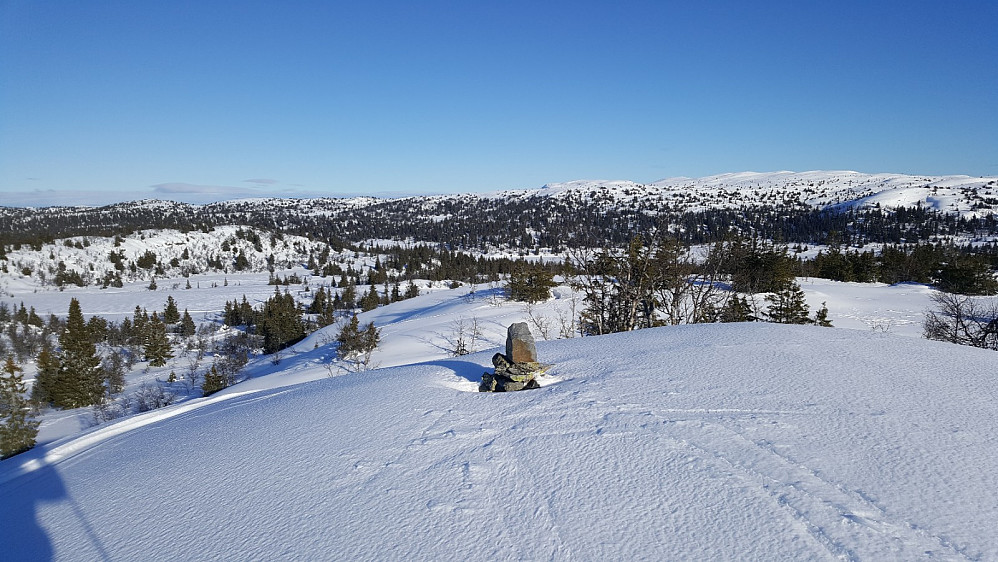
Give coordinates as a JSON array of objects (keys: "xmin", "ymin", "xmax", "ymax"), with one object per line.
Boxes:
[{"xmin": 479, "ymin": 324, "xmax": 550, "ymax": 392}]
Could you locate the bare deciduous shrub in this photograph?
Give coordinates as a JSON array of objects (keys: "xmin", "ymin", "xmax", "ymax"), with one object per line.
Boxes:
[{"xmin": 923, "ymin": 291, "xmax": 998, "ymax": 349}]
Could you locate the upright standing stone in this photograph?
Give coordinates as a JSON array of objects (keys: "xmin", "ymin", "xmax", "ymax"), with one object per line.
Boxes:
[{"xmin": 506, "ymin": 322, "xmax": 537, "ymax": 363}]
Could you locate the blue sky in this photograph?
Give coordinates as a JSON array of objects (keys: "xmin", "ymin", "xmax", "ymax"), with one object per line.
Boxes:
[{"xmin": 1, "ymin": 0, "xmax": 996, "ymax": 206}]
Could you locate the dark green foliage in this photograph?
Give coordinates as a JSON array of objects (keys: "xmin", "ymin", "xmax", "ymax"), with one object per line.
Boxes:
[
  {"xmin": 163, "ymin": 296, "xmax": 180, "ymax": 324},
  {"xmin": 234, "ymin": 251, "xmax": 250, "ymax": 271},
  {"xmin": 507, "ymin": 265, "xmax": 558, "ymax": 303},
  {"xmin": 336, "ymin": 314, "xmax": 380, "ymax": 363},
  {"xmin": 340, "ymin": 283, "xmax": 358, "ymax": 309},
  {"xmin": 935, "ymin": 254, "xmax": 998, "ymax": 295},
  {"xmin": 813, "ymin": 302, "xmax": 833, "ymax": 327},
  {"xmin": 1, "ymin": 355, "xmax": 39, "ymax": 459},
  {"xmin": 202, "ymin": 365, "xmax": 227, "ymax": 397},
  {"xmin": 764, "ymin": 281, "xmax": 811, "ymax": 325},
  {"xmin": 136, "ymin": 250, "xmax": 158, "ymax": 270},
  {"xmin": 223, "ymin": 296, "xmax": 256, "ymax": 327},
  {"xmin": 31, "ymin": 340, "xmax": 61, "ymax": 405},
  {"xmin": 86, "ymin": 316, "xmax": 108, "ymax": 344},
  {"xmin": 54, "ymin": 298, "xmax": 105, "ymax": 408},
  {"xmin": 258, "ymin": 288, "xmax": 306, "ymax": 354},
  {"xmin": 179, "ymin": 309, "xmax": 196, "ymax": 337},
  {"xmin": 144, "ymin": 314, "xmax": 173, "ymax": 367},
  {"xmin": 308, "ymin": 287, "xmax": 337, "ymax": 327},
  {"xmin": 103, "ymin": 351, "xmax": 126, "ymax": 395},
  {"xmin": 720, "ymin": 295, "xmax": 755, "ymax": 323},
  {"xmin": 729, "ymin": 239, "xmax": 797, "ymax": 294},
  {"xmin": 360, "ymin": 286, "xmax": 381, "ymax": 312}
]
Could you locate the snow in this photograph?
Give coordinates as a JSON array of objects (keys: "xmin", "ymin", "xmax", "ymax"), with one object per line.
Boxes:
[{"xmin": 3, "ymin": 281, "xmax": 998, "ymax": 558}]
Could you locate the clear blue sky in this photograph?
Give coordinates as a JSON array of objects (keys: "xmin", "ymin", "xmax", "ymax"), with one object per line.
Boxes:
[{"xmin": 1, "ymin": 0, "xmax": 996, "ymax": 205}]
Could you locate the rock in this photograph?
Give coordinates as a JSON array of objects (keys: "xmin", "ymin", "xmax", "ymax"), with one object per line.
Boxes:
[
  {"xmin": 481, "ymin": 323, "xmax": 551, "ymax": 392},
  {"xmin": 506, "ymin": 322, "xmax": 537, "ymax": 363}
]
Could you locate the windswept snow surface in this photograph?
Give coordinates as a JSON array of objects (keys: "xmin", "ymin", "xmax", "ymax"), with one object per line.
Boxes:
[{"xmin": 2, "ymin": 323, "xmax": 997, "ymax": 560}]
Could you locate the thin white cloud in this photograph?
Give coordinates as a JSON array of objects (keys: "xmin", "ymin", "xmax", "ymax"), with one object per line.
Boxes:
[
  {"xmin": 243, "ymin": 178, "xmax": 280, "ymax": 185},
  {"xmin": 151, "ymin": 182, "xmax": 261, "ymax": 196}
]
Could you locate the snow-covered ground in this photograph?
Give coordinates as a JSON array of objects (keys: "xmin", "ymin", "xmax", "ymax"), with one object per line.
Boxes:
[
  {"xmin": 2, "ymin": 270, "xmax": 944, "ymax": 447},
  {"xmin": 2, "ymin": 320, "xmax": 996, "ymax": 560}
]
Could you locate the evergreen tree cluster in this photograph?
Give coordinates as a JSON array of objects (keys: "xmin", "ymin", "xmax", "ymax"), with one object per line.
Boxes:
[
  {"xmin": 1, "ymin": 354, "xmax": 39, "ymax": 459},
  {"xmin": 506, "ymin": 264, "xmax": 559, "ymax": 303},
  {"xmin": 336, "ymin": 314, "xmax": 380, "ymax": 367}
]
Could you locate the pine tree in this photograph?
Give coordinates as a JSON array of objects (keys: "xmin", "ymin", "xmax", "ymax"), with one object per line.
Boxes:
[
  {"xmin": 1, "ymin": 355, "xmax": 39, "ymax": 459},
  {"xmin": 507, "ymin": 265, "xmax": 557, "ymax": 303},
  {"xmin": 163, "ymin": 296, "xmax": 180, "ymax": 324},
  {"xmin": 404, "ymin": 280, "xmax": 419, "ymax": 300},
  {"xmin": 202, "ymin": 364, "xmax": 227, "ymax": 397},
  {"xmin": 764, "ymin": 281, "xmax": 811, "ymax": 324},
  {"xmin": 179, "ymin": 309, "xmax": 196, "ymax": 337},
  {"xmin": 31, "ymin": 339, "xmax": 61, "ymax": 405},
  {"xmin": 719, "ymin": 295, "xmax": 755, "ymax": 323},
  {"xmin": 258, "ymin": 288, "xmax": 306, "ymax": 354},
  {"xmin": 360, "ymin": 286, "xmax": 380, "ymax": 312},
  {"xmin": 144, "ymin": 314, "xmax": 173, "ymax": 367},
  {"xmin": 56, "ymin": 298, "xmax": 105, "ymax": 408},
  {"xmin": 813, "ymin": 302, "xmax": 833, "ymax": 327},
  {"xmin": 336, "ymin": 314, "xmax": 380, "ymax": 365}
]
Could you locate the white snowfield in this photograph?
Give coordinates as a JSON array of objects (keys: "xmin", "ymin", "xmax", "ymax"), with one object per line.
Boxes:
[{"xmin": 2, "ymin": 323, "xmax": 996, "ymax": 560}]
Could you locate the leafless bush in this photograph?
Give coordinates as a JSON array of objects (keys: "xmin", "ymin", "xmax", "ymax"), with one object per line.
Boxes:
[
  {"xmin": 133, "ymin": 382, "xmax": 176, "ymax": 412},
  {"xmin": 556, "ymin": 295, "xmax": 580, "ymax": 339},
  {"xmin": 89, "ymin": 395, "xmax": 131, "ymax": 426},
  {"xmin": 923, "ymin": 291, "xmax": 998, "ymax": 349},
  {"xmin": 523, "ymin": 303, "xmax": 552, "ymax": 340},
  {"xmin": 183, "ymin": 355, "xmax": 202, "ymax": 391},
  {"xmin": 447, "ymin": 316, "xmax": 484, "ymax": 356}
]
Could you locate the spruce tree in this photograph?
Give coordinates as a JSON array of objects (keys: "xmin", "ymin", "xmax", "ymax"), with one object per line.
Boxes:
[
  {"xmin": 163, "ymin": 296, "xmax": 180, "ymax": 324},
  {"xmin": 719, "ymin": 295, "xmax": 755, "ymax": 323},
  {"xmin": 202, "ymin": 364, "xmax": 227, "ymax": 396},
  {"xmin": 1, "ymin": 355, "xmax": 39, "ymax": 459},
  {"xmin": 764, "ymin": 281, "xmax": 811, "ymax": 324},
  {"xmin": 57, "ymin": 298, "xmax": 105, "ymax": 408},
  {"xmin": 257, "ymin": 288, "xmax": 305, "ymax": 354},
  {"xmin": 360, "ymin": 286, "xmax": 380, "ymax": 312},
  {"xmin": 144, "ymin": 314, "xmax": 173, "ymax": 367},
  {"xmin": 31, "ymin": 339, "xmax": 61, "ymax": 405},
  {"xmin": 813, "ymin": 302, "xmax": 833, "ymax": 327},
  {"xmin": 336, "ymin": 314, "xmax": 380, "ymax": 364},
  {"xmin": 179, "ymin": 309, "xmax": 196, "ymax": 337}
]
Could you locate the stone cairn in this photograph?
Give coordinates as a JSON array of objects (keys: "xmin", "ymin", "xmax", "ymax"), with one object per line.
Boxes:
[{"xmin": 479, "ymin": 323, "xmax": 550, "ymax": 392}]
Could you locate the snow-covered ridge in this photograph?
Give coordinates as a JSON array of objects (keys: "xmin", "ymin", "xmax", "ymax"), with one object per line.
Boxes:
[
  {"xmin": 2, "ymin": 322, "xmax": 996, "ymax": 559},
  {"xmin": 531, "ymin": 170, "xmax": 998, "ymax": 216},
  {"xmin": 0, "ymin": 225, "xmax": 337, "ymax": 291},
  {"xmin": 4, "ymin": 171, "xmax": 995, "ymax": 217}
]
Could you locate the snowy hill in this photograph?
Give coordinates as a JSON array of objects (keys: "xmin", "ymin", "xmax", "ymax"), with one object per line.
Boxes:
[
  {"xmin": 2, "ymin": 322, "xmax": 996, "ymax": 560},
  {"xmin": 533, "ymin": 170, "xmax": 998, "ymax": 216}
]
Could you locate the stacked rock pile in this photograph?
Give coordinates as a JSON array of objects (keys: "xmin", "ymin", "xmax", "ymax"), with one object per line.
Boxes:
[{"xmin": 479, "ymin": 323, "xmax": 550, "ymax": 392}]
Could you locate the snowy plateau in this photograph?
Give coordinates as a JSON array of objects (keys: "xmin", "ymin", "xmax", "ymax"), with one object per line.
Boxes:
[{"xmin": 1, "ymin": 170, "xmax": 997, "ymax": 560}]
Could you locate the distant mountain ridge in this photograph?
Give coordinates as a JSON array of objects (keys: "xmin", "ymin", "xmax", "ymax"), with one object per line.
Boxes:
[{"xmin": 2, "ymin": 171, "xmax": 998, "ymax": 258}]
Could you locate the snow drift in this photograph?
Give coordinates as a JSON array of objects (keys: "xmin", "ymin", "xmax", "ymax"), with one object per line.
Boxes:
[{"xmin": 2, "ymin": 323, "xmax": 996, "ymax": 560}]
